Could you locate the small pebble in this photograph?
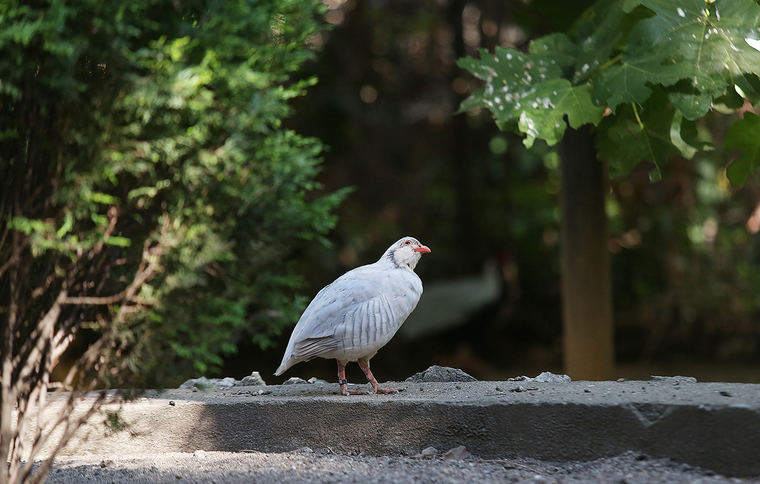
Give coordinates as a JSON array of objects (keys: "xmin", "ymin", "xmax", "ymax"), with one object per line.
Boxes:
[
  {"xmin": 283, "ymin": 377, "xmax": 308, "ymax": 385},
  {"xmin": 443, "ymin": 445, "xmax": 469, "ymax": 460},
  {"xmin": 411, "ymin": 446, "xmax": 438, "ymax": 459}
]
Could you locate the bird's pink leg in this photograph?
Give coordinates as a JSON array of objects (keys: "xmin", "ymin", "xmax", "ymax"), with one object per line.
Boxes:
[
  {"xmin": 337, "ymin": 360, "xmax": 368, "ymax": 396},
  {"xmin": 357, "ymin": 358, "xmax": 400, "ymax": 394}
]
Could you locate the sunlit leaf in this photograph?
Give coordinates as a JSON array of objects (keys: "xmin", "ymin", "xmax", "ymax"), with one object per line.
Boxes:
[
  {"xmin": 595, "ymin": 0, "xmax": 760, "ymax": 111},
  {"xmin": 104, "ymin": 236, "xmax": 131, "ymax": 247},
  {"xmin": 668, "ymin": 109, "xmax": 698, "ymax": 159},
  {"xmin": 459, "ymin": 47, "xmax": 603, "ymax": 147}
]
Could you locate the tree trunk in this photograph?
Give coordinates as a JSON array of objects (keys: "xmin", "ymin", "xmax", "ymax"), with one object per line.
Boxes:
[{"xmin": 559, "ymin": 126, "xmax": 613, "ymax": 380}]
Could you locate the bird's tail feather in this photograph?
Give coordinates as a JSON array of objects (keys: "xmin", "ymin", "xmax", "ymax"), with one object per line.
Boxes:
[{"xmin": 274, "ymin": 356, "xmax": 295, "ymax": 376}]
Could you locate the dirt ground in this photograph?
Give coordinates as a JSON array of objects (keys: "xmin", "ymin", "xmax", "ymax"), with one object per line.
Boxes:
[{"xmin": 43, "ymin": 447, "xmax": 755, "ymax": 484}]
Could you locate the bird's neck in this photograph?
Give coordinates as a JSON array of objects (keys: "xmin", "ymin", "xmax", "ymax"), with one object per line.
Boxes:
[{"xmin": 382, "ymin": 250, "xmax": 418, "ymax": 271}]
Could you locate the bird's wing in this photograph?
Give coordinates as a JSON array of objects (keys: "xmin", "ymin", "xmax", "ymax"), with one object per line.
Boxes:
[
  {"xmin": 290, "ymin": 292, "xmax": 397, "ymax": 359},
  {"xmin": 278, "ymin": 267, "xmax": 385, "ymax": 365},
  {"xmin": 338, "ymin": 292, "xmax": 398, "ymax": 353}
]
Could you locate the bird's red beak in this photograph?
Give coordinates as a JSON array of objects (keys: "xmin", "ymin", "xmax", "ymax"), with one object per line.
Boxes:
[{"xmin": 414, "ymin": 245, "xmax": 431, "ymax": 253}]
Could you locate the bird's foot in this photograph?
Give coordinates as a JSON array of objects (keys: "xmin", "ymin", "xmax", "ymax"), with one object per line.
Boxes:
[
  {"xmin": 372, "ymin": 385, "xmax": 404, "ymax": 394},
  {"xmin": 340, "ymin": 384, "xmax": 369, "ymax": 396}
]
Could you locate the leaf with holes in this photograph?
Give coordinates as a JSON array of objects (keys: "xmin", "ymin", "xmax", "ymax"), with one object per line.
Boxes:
[
  {"xmin": 519, "ymin": 82, "xmax": 605, "ymax": 148},
  {"xmin": 458, "ymin": 46, "xmax": 564, "ymax": 128},
  {"xmin": 459, "ymin": 47, "xmax": 603, "ymax": 147}
]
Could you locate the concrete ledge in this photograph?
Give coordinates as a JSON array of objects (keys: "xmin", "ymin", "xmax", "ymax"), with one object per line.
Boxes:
[{"xmin": 30, "ymin": 379, "xmax": 760, "ymax": 477}]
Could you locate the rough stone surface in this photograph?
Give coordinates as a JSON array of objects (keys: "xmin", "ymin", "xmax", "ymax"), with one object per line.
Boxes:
[
  {"xmin": 650, "ymin": 375, "xmax": 698, "ymax": 384},
  {"xmin": 405, "ymin": 365, "xmax": 477, "ymax": 382},
  {"xmin": 24, "ymin": 377, "xmax": 760, "ymax": 478}
]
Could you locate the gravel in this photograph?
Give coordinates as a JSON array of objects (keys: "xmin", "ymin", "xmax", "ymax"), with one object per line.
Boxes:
[{"xmin": 44, "ymin": 448, "xmax": 754, "ymax": 484}]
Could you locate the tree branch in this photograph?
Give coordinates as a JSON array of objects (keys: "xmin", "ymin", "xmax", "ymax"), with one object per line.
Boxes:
[{"xmin": 10, "ymin": 289, "xmax": 66, "ymax": 394}]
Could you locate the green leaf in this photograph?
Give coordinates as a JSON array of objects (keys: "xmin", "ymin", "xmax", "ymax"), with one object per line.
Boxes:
[
  {"xmin": 56, "ymin": 212, "xmax": 74, "ymax": 238},
  {"xmin": 571, "ymin": 0, "xmax": 651, "ymax": 84},
  {"xmin": 459, "ymin": 47, "xmax": 603, "ymax": 147},
  {"xmin": 104, "ymin": 236, "xmax": 132, "ymax": 247},
  {"xmin": 518, "ymin": 82, "xmax": 605, "ymax": 148},
  {"xmin": 528, "ymin": 33, "xmax": 576, "ymax": 69},
  {"xmin": 725, "ymin": 113, "xmax": 760, "ymax": 186},
  {"xmin": 86, "ymin": 191, "xmax": 119, "ymax": 205},
  {"xmin": 596, "ymin": 91, "xmax": 679, "ymax": 179},
  {"xmin": 595, "ymin": 0, "xmax": 760, "ymax": 111},
  {"xmin": 713, "ymin": 88, "xmax": 745, "ymax": 111},
  {"xmin": 734, "ymin": 74, "xmax": 760, "ymax": 103},
  {"xmin": 668, "ymin": 109, "xmax": 697, "ymax": 158},
  {"xmin": 458, "ymin": 46, "xmax": 564, "ymax": 123},
  {"xmin": 667, "ymin": 91, "xmax": 713, "ymax": 120}
]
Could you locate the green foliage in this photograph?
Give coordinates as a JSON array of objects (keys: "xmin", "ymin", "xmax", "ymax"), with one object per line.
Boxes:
[
  {"xmin": 725, "ymin": 113, "xmax": 760, "ymax": 186},
  {"xmin": 0, "ymin": 0, "xmax": 343, "ymax": 386},
  {"xmin": 459, "ymin": 43, "xmax": 604, "ymax": 148},
  {"xmin": 596, "ymin": 92, "xmax": 679, "ymax": 180},
  {"xmin": 458, "ymin": 0, "xmax": 760, "ymax": 184}
]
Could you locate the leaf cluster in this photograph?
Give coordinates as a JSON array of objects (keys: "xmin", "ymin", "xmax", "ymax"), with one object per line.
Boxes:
[
  {"xmin": 458, "ymin": 0, "xmax": 760, "ymax": 185},
  {"xmin": 0, "ymin": 0, "xmax": 344, "ymax": 386}
]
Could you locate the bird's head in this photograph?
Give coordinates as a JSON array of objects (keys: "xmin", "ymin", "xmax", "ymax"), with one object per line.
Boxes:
[{"xmin": 385, "ymin": 236, "xmax": 431, "ymax": 270}]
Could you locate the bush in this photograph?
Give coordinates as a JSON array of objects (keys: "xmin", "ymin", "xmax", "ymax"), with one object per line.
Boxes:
[{"xmin": 0, "ymin": 1, "xmax": 341, "ymax": 478}]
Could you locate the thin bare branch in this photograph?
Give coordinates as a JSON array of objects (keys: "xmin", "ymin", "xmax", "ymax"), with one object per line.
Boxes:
[
  {"xmin": 62, "ymin": 215, "xmax": 164, "ymax": 308},
  {"xmin": 50, "ymin": 331, "xmax": 77, "ymax": 370},
  {"xmin": 0, "ymin": 251, "xmax": 19, "ymax": 281},
  {"xmin": 10, "ymin": 289, "xmax": 66, "ymax": 393},
  {"xmin": 61, "ymin": 292, "xmax": 130, "ymax": 306},
  {"xmin": 2, "ymin": 214, "xmax": 172, "ymax": 484},
  {"xmin": 1, "ymin": 237, "xmax": 22, "ymax": 484},
  {"xmin": 19, "ymin": 391, "xmax": 107, "ymax": 484}
]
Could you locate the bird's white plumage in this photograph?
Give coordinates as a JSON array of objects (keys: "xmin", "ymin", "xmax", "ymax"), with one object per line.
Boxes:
[{"xmin": 275, "ymin": 237, "xmax": 427, "ymax": 376}]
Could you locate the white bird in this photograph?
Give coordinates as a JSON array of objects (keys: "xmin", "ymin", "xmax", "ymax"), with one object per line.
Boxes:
[{"xmin": 275, "ymin": 236, "xmax": 431, "ymax": 395}]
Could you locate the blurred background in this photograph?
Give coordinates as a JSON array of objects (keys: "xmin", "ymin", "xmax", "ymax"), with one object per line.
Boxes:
[
  {"xmin": 225, "ymin": 0, "xmax": 760, "ymax": 384},
  {"xmin": 6, "ymin": 0, "xmax": 759, "ymax": 389}
]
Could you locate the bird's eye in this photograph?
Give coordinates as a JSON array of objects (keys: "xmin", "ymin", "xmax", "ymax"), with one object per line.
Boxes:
[{"xmin": 404, "ymin": 240, "xmax": 411, "ymax": 245}]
